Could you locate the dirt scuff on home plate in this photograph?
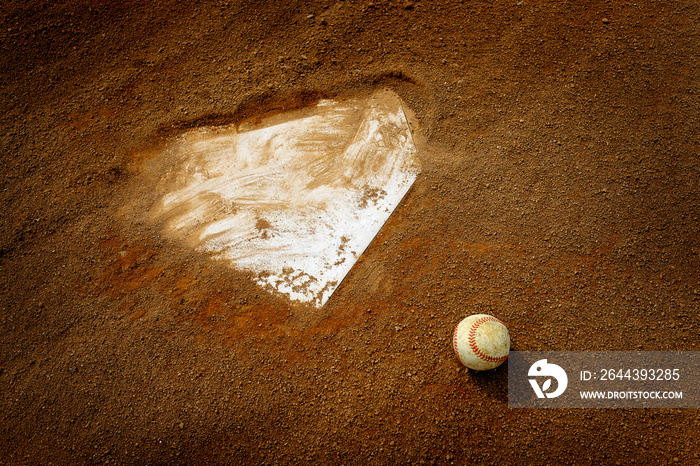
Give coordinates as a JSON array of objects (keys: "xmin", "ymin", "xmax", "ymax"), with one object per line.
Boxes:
[{"xmin": 1, "ymin": 0, "xmax": 699, "ymax": 464}]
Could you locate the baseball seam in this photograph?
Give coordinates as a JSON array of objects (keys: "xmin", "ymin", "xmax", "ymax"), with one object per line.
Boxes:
[
  {"xmin": 468, "ymin": 316, "xmax": 509, "ymax": 363},
  {"xmin": 452, "ymin": 325, "xmax": 461, "ymax": 364}
]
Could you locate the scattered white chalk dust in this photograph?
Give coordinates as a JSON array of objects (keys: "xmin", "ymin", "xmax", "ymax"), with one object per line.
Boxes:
[{"xmin": 141, "ymin": 90, "xmax": 420, "ymax": 306}]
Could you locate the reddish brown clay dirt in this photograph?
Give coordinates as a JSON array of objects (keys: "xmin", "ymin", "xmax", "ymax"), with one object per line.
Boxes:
[{"xmin": 1, "ymin": 1, "xmax": 699, "ymax": 464}]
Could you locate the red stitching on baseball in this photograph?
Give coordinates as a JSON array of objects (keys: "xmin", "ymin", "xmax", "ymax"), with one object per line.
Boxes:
[
  {"xmin": 452, "ymin": 325, "xmax": 461, "ymax": 363},
  {"xmin": 468, "ymin": 316, "xmax": 508, "ymax": 363}
]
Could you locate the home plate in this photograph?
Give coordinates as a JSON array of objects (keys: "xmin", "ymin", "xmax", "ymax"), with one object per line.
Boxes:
[{"xmin": 149, "ymin": 89, "xmax": 421, "ymax": 306}]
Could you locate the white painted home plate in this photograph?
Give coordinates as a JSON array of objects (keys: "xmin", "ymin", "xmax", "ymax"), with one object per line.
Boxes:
[{"xmin": 151, "ymin": 90, "xmax": 420, "ymax": 306}]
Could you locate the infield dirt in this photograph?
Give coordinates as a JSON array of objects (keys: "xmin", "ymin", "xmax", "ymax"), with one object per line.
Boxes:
[{"xmin": 1, "ymin": 1, "xmax": 698, "ymax": 464}]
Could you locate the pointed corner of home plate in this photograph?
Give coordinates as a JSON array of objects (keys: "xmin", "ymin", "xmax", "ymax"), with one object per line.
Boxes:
[{"xmin": 144, "ymin": 89, "xmax": 421, "ymax": 308}]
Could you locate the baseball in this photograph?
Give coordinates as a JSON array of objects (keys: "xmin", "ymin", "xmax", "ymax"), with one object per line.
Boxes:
[{"xmin": 453, "ymin": 314, "xmax": 510, "ymax": 371}]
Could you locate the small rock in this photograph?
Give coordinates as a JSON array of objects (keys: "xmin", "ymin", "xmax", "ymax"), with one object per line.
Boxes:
[{"xmin": 602, "ymin": 17, "xmax": 610, "ymax": 24}]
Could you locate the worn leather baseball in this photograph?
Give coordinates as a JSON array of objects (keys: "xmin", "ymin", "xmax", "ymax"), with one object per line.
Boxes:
[{"xmin": 453, "ymin": 314, "xmax": 510, "ymax": 371}]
